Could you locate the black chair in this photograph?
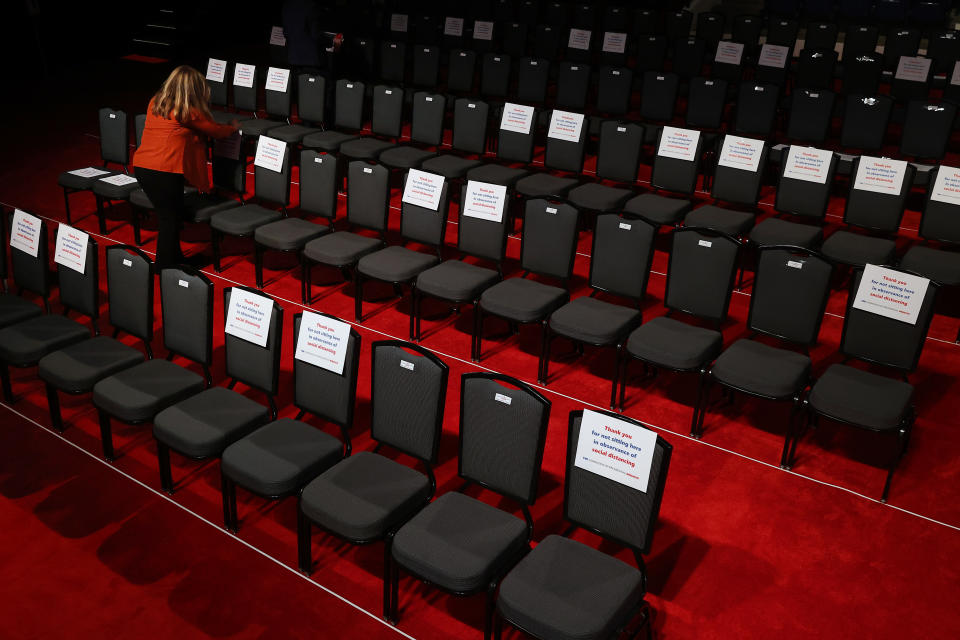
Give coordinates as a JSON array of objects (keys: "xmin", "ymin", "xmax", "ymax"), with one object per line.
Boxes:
[
  {"xmin": 447, "ymin": 49, "xmax": 478, "ymax": 95},
  {"xmin": 153, "ymin": 287, "xmax": 282, "ymax": 493},
  {"xmin": 665, "ymin": 9, "xmax": 693, "ymax": 42},
  {"xmin": 220, "ymin": 312, "xmax": 360, "ymax": 533},
  {"xmin": 841, "ymin": 53, "xmax": 883, "ymax": 96},
  {"xmin": 639, "ymin": 71, "xmax": 680, "ymax": 126},
  {"xmin": 541, "ymin": 214, "xmax": 657, "ymax": 409},
  {"xmin": 623, "ymin": 126, "xmax": 705, "ymax": 228},
  {"xmin": 339, "ymin": 84, "xmax": 404, "ymax": 162},
  {"xmin": 555, "ymin": 61, "xmax": 592, "ymax": 111},
  {"xmin": 515, "ymin": 109, "xmax": 588, "ymax": 200},
  {"xmin": 805, "ymin": 21, "xmax": 838, "ymax": 52},
  {"xmin": 766, "ymin": 17, "xmax": 799, "ymax": 50},
  {"xmin": 494, "ymin": 409, "xmax": 672, "ymax": 640},
  {"xmin": 732, "ymin": 83, "xmax": 779, "ymax": 139},
  {"xmin": 379, "ymin": 40, "xmax": 407, "ymax": 85},
  {"xmin": 480, "ymin": 53, "xmax": 513, "ymax": 100},
  {"xmin": 842, "ymin": 24, "xmax": 879, "ymax": 61},
  {"xmin": 785, "ymin": 89, "xmax": 835, "ymax": 144},
  {"xmin": 412, "ymin": 45, "xmax": 441, "ymax": 89},
  {"xmin": 899, "ymin": 101, "xmax": 956, "ymax": 162},
  {"xmin": 388, "ymin": 373, "xmax": 551, "ymax": 640},
  {"xmin": 421, "ymin": 98, "xmax": 490, "ymax": 181},
  {"xmin": 634, "ymin": 34, "xmax": 667, "ymax": 73},
  {"xmin": 883, "ymin": 28, "xmax": 921, "ymax": 70},
  {"xmin": 38, "ymin": 246, "xmax": 153, "ymax": 432},
  {"xmin": 789, "ymin": 267, "xmax": 938, "ymax": 502},
  {"xmin": 671, "ymin": 37, "xmax": 706, "ymax": 80},
  {"xmin": 533, "ymin": 24, "xmax": 561, "ymax": 60},
  {"xmin": 378, "ymin": 91, "xmax": 446, "ymax": 171},
  {"xmin": 595, "ymin": 66, "xmax": 633, "ymax": 118},
  {"xmin": 301, "ymin": 79, "xmax": 365, "ymax": 153},
  {"xmin": 795, "ymin": 48, "xmax": 838, "ymax": 90},
  {"xmin": 839, "ymin": 95, "xmax": 893, "ymax": 155},
  {"xmin": 466, "ymin": 104, "xmax": 536, "ymax": 188},
  {"xmin": 231, "ymin": 63, "xmax": 260, "ymax": 122},
  {"xmin": 754, "ymin": 44, "xmax": 791, "ymax": 87},
  {"xmin": 564, "ymin": 121, "xmax": 642, "ymax": 218},
  {"xmin": 0, "ymin": 211, "xmax": 50, "ymax": 326},
  {"xmin": 502, "ymin": 22, "xmax": 529, "ymax": 58},
  {"xmin": 267, "ymin": 73, "xmax": 326, "ymax": 143},
  {"xmin": 732, "ymin": 14, "xmax": 762, "ymax": 58},
  {"xmin": 92, "ymin": 266, "xmax": 214, "ymax": 461},
  {"xmin": 685, "ymin": 77, "xmax": 729, "ymax": 132},
  {"xmin": 890, "ymin": 55, "xmax": 932, "ymax": 103},
  {"xmin": 516, "ymin": 57, "xmax": 551, "ymax": 106},
  {"xmin": 712, "ymin": 40, "xmax": 745, "ymax": 84},
  {"xmin": 926, "ymin": 29, "xmax": 960, "ymax": 75},
  {"xmin": 206, "ymin": 57, "xmax": 230, "ymax": 115},
  {"xmin": 697, "ymin": 11, "xmax": 725, "ymax": 57},
  {"xmin": 599, "ymin": 31, "xmax": 629, "ymax": 68},
  {"xmin": 298, "ymin": 340, "xmax": 448, "ymax": 619},
  {"xmin": 238, "ymin": 66, "xmax": 295, "ymax": 140}
]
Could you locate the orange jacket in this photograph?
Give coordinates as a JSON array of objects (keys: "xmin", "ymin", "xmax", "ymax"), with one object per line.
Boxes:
[{"xmin": 133, "ymin": 98, "xmax": 236, "ymax": 191}]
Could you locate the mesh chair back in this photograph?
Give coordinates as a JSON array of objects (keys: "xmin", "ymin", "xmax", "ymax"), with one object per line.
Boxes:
[
  {"xmin": 480, "ymin": 53, "xmax": 512, "ymax": 98},
  {"xmin": 371, "ymin": 341, "xmax": 448, "ymax": 462},
  {"xmin": 371, "ymin": 85, "xmax": 403, "ymax": 138},
  {"xmin": 400, "ymin": 173, "xmax": 449, "ymax": 247},
  {"xmin": 712, "ymin": 136, "xmax": 768, "ymax": 206},
  {"xmin": 459, "ymin": 373, "xmax": 551, "ymax": 504},
  {"xmin": 160, "ymin": 267, "xmax": 213, "ymax": 365},
  {"xmin": 134, "ymin": 114, "xmax": 146, "ymax": 149},
  {"xmin": 99, "ymin": 108, "xmax": 129, "ymax": 166},
  {"xmin": 409, "ymin": 92, "xmax": 445, "ymax": 146},
  {"xmin": 347, "ymin": 162, "xmax": 390, "ymax": 231},
  {"xmin": 9, "ymin": 214, "xmax": 49, "ymax": 297},
  {"xmin": 264, "ymin": 67, "xmax": 292, "ymax": 118},
  {"xmin": 775, "ymin": 147, "xmax": 837, "ymax": 220},
  {"xmin": 590, "ymin": 214, "xmax": 657, "ymax": 300},
  {"xmin": 517, "ymin": 58, "xmax": 550, "ymax": 104},
  {"xmin": 299, "ymin": 151, "xmax": 337, "ymax": 220},
  {"xmin": 651, "ymin": 128, "xmax": 704, "ymax": 195},
  {"xmin": 596, "ymin": 66, "xmax": 632, "ymax": 116},
  {"xmin": 805, "ymin": 21, "xmax": 838, "ymax": 51},
  {"xmin": 665, "ymin": 228, "xmax": 740, "ymax": 323},
  {"xmin": 845, "ymin": 158, "xmax": 915, "ymax": 232},
  {"xmin": 556, "ymin": 62, "xmax": 591, "ymax": 110},
  {"xmin": 253, "ymin": 141, "xmax": 291, "ymax": 206},
  {"xmin": 106, "ymin": 246, "xmax": 153, "ymax": 341},
  {"xmin": 457, "ymin": 187, "xmax": 509, "ymax": 263},
  {"xmin": 672, "ymin": 37, "xmax": 706, "ymax": 79},
  {"xmin": 635, "ymin": 35, "xmax": 667, "ymax": 72},
  {"xmin": 498, "ymin": 113, "xmax": 537, "ymax": 164},
  {"xmin": 412, "ymin": 45, "xmax": 440, "ymax": 88},
  {"xmin": 842, "ymin": 54, "xmax": 882, "ymax": 96},
  {"xmin": 57, "ymin": 236, "xmax": 99, "ymax": 319},
  {"xmin": 452, "ymin": 99, "xmax": 490, "ymax": 155},
  {"xmin": 521, "ymin": 199, "xmax": 579, "ymax": 280},
  {"xmin": 734, "ymin": 83, "xmax": 778, "ymax": 138},
  {"xmin": 297, "ymin": 74, "xmax": 326, "ymax": 124},
  {"xmin": 920, "ymin": 167, "xmax": 960, "ymax": 244},
  {"xmin": 380, "ymin": 41, "xmax": 407, "ymax": 84},
  {"xmin": 502, "ymin": 22, "xmax": 529, "ymax": 58},
  {"xmin": 233, "ymin": 65, "xmax": 258, "ymax": 112},
  {"xmin": 749, "ymin": 247, "xmax": 832, "ymax": 345},
  {"xmin": 565, "ymin": 411, "xmax": 671, "ymax": 553},
  {"xmin": 640, "ymin": 71, "xmax": 680, "ymax": 122},
  {"xmin": 795, "ymin": 49, "xmax": 837, "ymax": 90},
  {"xmin": 900, "ymin": 102, "xmax": 956, "ymax": 160},
  {"xmin": 686, "ymin": 77, "xmax": 728, "ymax": 130},
  {"xmin": 293, "ymin": 314, "xmax": 361, "ymax": 428},
  {"xmin": 843, "ymin": 24, "xmax": 879, "ymax": 60},
  {"xmin": 533, "ymin": 24, "xmax": 561, "ymax": 60},
  {"xmin": 840, "ymin": 95, "xmax": 892, "ymax": 151},
  {"xmin": 447, "ymin": 50, "xmax": 477, "ymax": 94},
  {"xmin": 596, "ymin": 121, "xmax": 643, "ymax": 184},
  {"xmin": 543, "ymin": 110, "xmax": 587, "ymax": 173},
  {"xmin": 786, "ymin": 89, "xmax": 834, "ymax": 143},
  {"xmin": 334, "ymin": 80, "xmax": 365, "ymax": 131},
  {"xmin": 223, "ymin": 287, "xmax": 282, "ymax": 394}
]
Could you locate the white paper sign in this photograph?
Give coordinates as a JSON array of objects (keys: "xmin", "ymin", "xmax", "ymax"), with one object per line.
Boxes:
[
  {"xmin": 265, "ymin": 67, "xmax": 290, "ymax": 93},
  {"xmin": 225, "ymin": 290, "xmax": 274, "ymax": 347},
  {"xmin": 10, "ymin": 209, "xmax": 41, "ymax": 257},
  {"xmin": 402, "ymin": 169, "xmax": 445, "ymax": 211},
  {"xmin": 254, "ymin": 136, "xmax": 286, "ymax": 173},
  {"xmin": 462, "ymin": 181, "xmax": 507, "ymax": 223},
  {"xmin": 930, "ymin": 166, "xmax": 960, "ymax": 205},
  {"xmin": 295, "ymin": 311, "xmax": 351, "ymax": 374},
  {"xmin": 269, "ymin": 26, "xmax": 286, "ymax": 46},
  {"xmin": 444, "ymin": 17, "xmax": 464, "ymax": 37},
  {"xmin": 895, "ymin": 56, "xmax": 931, "ymax": 82},
  {"xmin": 206, "ymin": 58, "xmax": 226, "ymax": 82},
  {"xmin": 99, "ymin": 174, "xmax": 138, "ymax": 186},
  {"xmin": 758, "ymin": 43, "xmax": 790, "ymax": 68},
  {"xmin": 390, "ymin": 13, "xmax": 408, "ymax": 32},
  {"xmin": 233, "ymin": 63, "xmax": 255, "ymax": 88},
  {"xmin": 602, "ymin": 32, "xmax": 627, "ymax": 54},
  {"xmin": 500, "ymin": 102, "xmax": 535, "ymax": 134},
  {"xmin": 54, "ymin": 224, "xmax": 90, "ymax": 274},
  {"xmin": 853, "ymin": 156, "xmax": 908, "ymax": 195},
  {"xmin": 473, "ymin": 20, "xmax": 494, "ymax": 41},
  {"xmin": 657, "ymin": 126, "xmax": 701, "ymax": 162},
  {"xmin": 574, "ymin": 410, "xmax": 658, "ymax": 493},
  {"xmin": 213, "ymin": 132, "xmax": 242, "ymax": 160},
  {"xmin": 568, "ymin": 28, "xmax": 592, "ymax": 50},
  {"xmin": 547, "ymin": 109, "xmax": 585, "ymax": 142},
  {"xmin": 783, "ymin": 146, "xmax": 833, "ymax": 184},
  {"xmin": 715, "ymin": 41, "xmax": 744, "ymax": 65},
  {"xmin": 718, "ymin": 135, "xmax": 764, "ymax": 173},
  {"xmin": 951, "ymin": 61, "xmax": 960, "ymax": 86},
  {"xmin": 69, "ymin": 167, "xmax": 110, "ymax": 178},
  {"xmin": 852, "ymin": 264, "xmax": 930, "ymax": 325}
]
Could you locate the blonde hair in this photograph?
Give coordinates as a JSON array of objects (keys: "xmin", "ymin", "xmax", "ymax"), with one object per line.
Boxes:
[{"xmin": 152, "ymin": 65, "xmax": 212, "ymax": 122}]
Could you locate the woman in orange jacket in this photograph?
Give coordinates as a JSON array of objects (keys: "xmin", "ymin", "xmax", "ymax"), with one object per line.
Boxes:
[{"xmin": 133, "ymin": 65, "xmax": 239, "ymax": 268}]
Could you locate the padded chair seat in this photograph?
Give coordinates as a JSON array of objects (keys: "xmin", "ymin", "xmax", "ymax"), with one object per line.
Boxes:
[
  {"xmin": 899, "ymin": 245, "xmax": 960, "ymax": 286},
  {"xmin": 301, "ymin": 130, "xmax": 360, "ymax": 152},
  {"xmin": 808, "ymin": 364, "xmax": 913, "ymax": 431},
  {"xmin": 255, "ymin": 218, "xmax": 331, "ymax": 250},
  {"xmin": 626, "ymin": 316, "xmax": 723, "ymax": 371},
  {"xmin": 221, "ymin": 418, "xmax": 343, "ymax": 497},
  {"xmin": 92, "ymin": 358, "xmax": 206, "ymax": 423},
  {"xmin": 392, "ymin": 491, "xmax": 528, "ymax": 593},
  {"xmin": 211, "ymin": 110, "xmax": 235, "ymax": 124},
  {"xmin": 268, "ymin": 124, "xmax": 321, "ymax": 143},
  {"xmin": 238, "ymin": 118, "xmax": 285, "ymax": 137},
  {"xmin": 466, "ymin": 164, "xmax": 530, "ymax": 187},
  {"xmin": 549, "ymin": 297, "xmax": 641, "ymax": 345},
  {"xmin": 339, "ymin": 137, "xmax": 396, "ymax": 160},
  {"xmin": 92, "ymin": 177, "xmax": 140, "ymax": 200},
  {"xmin": 378, "ymin": 146, "xmax": 438, "ymax": 169},
  {"xmin": 624, "ymin": 193, "xmax": 692, "ymax": 226},
  {"xmin": 515, "ymin": 173, "xmax": 580, "ymax": 198},
  {"xmin": 300, "ymin": 451, "xmax": 431, "ymax": 541},
  {"xmin": 57, "ymin": 169, "xmax": 115, "ymax": 190},
  {"xmin": 129, "ymin": 186, "xmax": 199, "ymax": 210},
  {"xmin": 685, "ymin": 205, "xmax": 755, "ymax": 236},
  {"xmin": 821, "ymin": 230, "xmax": 897, "ymax": 267},
  {"xmin": 37, "ymin": 336, "xmax": 144, "ymax": 393},
  {"xmin": 416, "ymin": 260, "xmax": 500, "ymax": 302},
  {"xmin": 0, "ymin": 315, "xmax": 90, "ymax": 365},
  {"xmin": 497, "ymin": 534, "xmax": 645, "ymax": 640},
  {"xmin": 183, "ymin": 192, "xmax": 243, "ymax": 223},
  {"xmin": 711, "ymin": 339, "xmax": 811, "ymax": 399},
  {"xmin": 303, "ymin": 231, "xmax": 383, "ymax": 267},
  {"xmin": 480, "ymin": 278, "xmax": 568, "ymax": 323},
  {"xmin": 153, "ymin": 386, "xmax": 270, "ymax": 459},
  {"xmin": 358, "ymin": 246, "xmax": 439, "ymax": 282},
  {"xmin": 0, "ymin": 295, "xmax": 42, "ymax": 329},
  {"xmin": 749, "ymin": 217, "xmax": 823, "ymax": 248},
  {"xmin": 420, "ymin": 154, "xmax": 483, "ymax": 179},
  {"xmin": 567, "ymin": 182, "xmax": 634, "ymax": 212},
  {"xmin": 210, "ymin": 205, "xmax": 283, "ymax": 236}
]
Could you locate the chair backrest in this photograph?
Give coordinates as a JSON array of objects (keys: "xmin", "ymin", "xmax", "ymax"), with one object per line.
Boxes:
[
  {"xmin": 502, "ymin": 22, "xmax": 529, "ymax": 58},
  {"xmin": 293, "ymin": 313, "xmax": 361, "ymax": 429},
  {"xmin": 697, "ymin": 11, "xmax": 725, "ymax": 51},
  {"xmin": 412, "ymin": 45, "xmax": 440, "ymax": 87},
  {"xmin": 565, "ymin": 410, "xmax": 672, "ymax": 554},
  {"xmin": 733, "ymin": 83, "xmax": 779, "ymax": 138},
  {"xmin": 920, "ymin": 166, "xmax": 960, "ymax": 245},
  {"xmin": 732, "ymin": 14, "xmax": 762, "ymax": 51},
  {"xmin": 105, "ymin": 245, "xmax": 153, "ymax": 342},
  {"xmin": 840, "ymin": 95, "xmax": 892, "ymax": 151},
  {"xmin": 805, "ymin": 21, "xmax": 838, "ymax": 51},
  {"xmin": 521, "ymin": 199, "xmax": 579, "ymax": 281},
  {"xmin": 371, "ymin": 85, "xmax": 403, "ymax": 138},
  {"xmin": 160, "ymin": 266, "xmax": 213, "ymax": 366},
  {"xmin": 346, "ymin": 161, "xmax": 390, "ymax": 232},
  {"xmin": 651, "ymin": 127, "xmax": 704, "ymax": 195},
  {"xmin": 497, "ymin": 107, "xmax": 537, "ymax": 164},
  {"xmin": 841, "ymin": 267, "xmax": 938, "ymax": 372},
  {"xmin": 665, "ymin": 9, "xmax": 693, "ymax": 40},
  {"xmin": 334, "ymin": 79, "xmax": 365, "ymax": 131},
  {"xmin": 134, "ymin": 114, "xmax": 146, "ymax": 149},
  {"xmin": 786, "ymin": 89, "xmax": 835, "ymax": 143},
  {"xmin": 533, "ymin": 24, "xmax": 561, "ymax": 60},
  {"xmin": 99, "ymin": 108, "xmax": 129, "ymax": 166},
  {"xmin": 711, "ymin": 135, "xmax": 768, "ymax": 206},
  {"xmin": 211, "ymin": 149, "xmax": 247, "ymax": 195},
  {"xmin": 843, "ymin": 24, "xmax": 879, "ymax": 61},
  {"xmin": 447, "ymin": 49, "xmax": 478, "ymax": 94},
  {"xmin": 207, "ymin": 59, "xmax": 229, "ymax": 107},
  {"xmin": 555, "ymin": 61, "xmax": 591, "ymax": 110},
  {"xmin": 927, "ymin": 29, "xmax": 960, "ymax": 74},
  {"xmin": 844, "ymin": 157, "xmax": 915, "ymax": 232},
  {"xmin": 400, "ymin": 172, "xmax": 449, "ymax": 248},
  {"xmin": 766, "ymin": 16, "xmax": 799, "ymax": 48},
  {"xmin": 775, "ymin": 146, "xmax": 838, "ymax": 220},
  {"xmin": 57, "ymin": 234, "xmax": 99, "ymax": 321},
  {"xmin": 380, "ymin": 41, "xmax": 407, "ymax": 84},
  {"xmin": 672, "ymin": 37, "xmax": 706, "ymax": 79},
  {"xmin": 264, "ymin": 67, "xmax": 292, "ymax": 118},
  {"xmin": 664, "ymin": 228, "xmax": 741, "ymax": 323},
  {"xmin": 9, "ymin": 212, "xmax": 50, "ymax": 298},
  {"xmin": 883, "ymin": 28, "xmax": 921, "ymax": 68},
  {"xmin": 452, "ymin": 98, "xmax": 490, "ymax": 155},
  {"xmin": 543, "ymin": 110, "xmax": 587, "ymax": 174},
  {"xmin": 297, "ymin": 73, "xmax": 326, "ymax": 124},
  {"xmin": 232, "ymin": 64, "xmax": 258, "ymax": 113},
  {"xmin": 891, "ymin": 55, "xmax": 932, "ymax": 102},
  {"xmin": 686, "ymin": 77, "xmax": 728, "ymax": 130},
  {"xmin": 795, "ymin": 48, "xmax": 838, "ymax": 90},
  {"xmin": 589, "ymin": 213, "xmax": 657, "ymax": 302},
  {"xmin": 596, "ymin": 120, "xmax": 643, "ymax": 184},
  {"xmin": 842, "ymin": 53, "xmax": 882, "ymax": 95},
  {"xmin": 409, "ymin": 92, "xmax": 445, "ymax": 146},
  {"xmin": 458, "ymin": 373, "xmax": 551, "ymax": 505},
  {"xmin": 640, "ymin": 71, "xmax": 679, "ymax": 122},
  {"xmin": 516, "ymin": 57, "xmax": 551, "ymax": 104},
  {"xmin": 253, "ymin": 139, "xmax": 291, "ymax": 206},
  {"xmin": 596, "ymin": 66, "xmax": 632, "ymax": 116},
  {"xmin": 223, "ymin": 287, "xmax": 282, "ymax": 395},
  {"xmin": 748, "ymin": 247, "xmax": 833, "ymax": 345},
  {"xmin": 456, "ymin": 184, "xmax": 509, "ymax": 263},
  {"xmin": 299, "ymin": 151, "xmax": 337, "ymax": 220},
  {"xmin": 635, "ymin": 34, "xmax": 667, "ymax": 71},
  {"xmin": 900, "ymin": 101, "xmax": 956, "ymax": 160},
  {"xmin": 480, "ymin": 53, "xmax": 512, "ymax": 97},
  {"xmin": 370, "ymin": 340, "xmax": 449, "ymax": 463}
]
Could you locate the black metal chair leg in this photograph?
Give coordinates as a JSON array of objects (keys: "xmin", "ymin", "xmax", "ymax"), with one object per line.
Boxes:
[
  {"xmin": 389, "ymin": 550, "xmax": 401, "ymax": 625},
  {"xmin": 211, "ymin": 230, "xmax": 222, "ymax": 273},
  {"xmin": 221, "ymin": 472, "xmax": 233, "ymax": 531},
  {"xmin": 539, "ymin": 325, "xmax": 552, "ymax": 385},
  {"xmin": 354, "ymin": 271, "xmax": 364, "ymax": 322},
  {"xmin": 254, "ymin": 244, "xmax": 265, "ymax": 289},
  {"xmin": 492, "ymin": 607, "xmax": 503, "ymax": 640},
  {"xmin": 691, "ymin": 371, "xmax": 710, "ymax": 438},
  {"xmin": 881, "ymin": 427, "xmax": 910, "ymax": 503},
  {"xmin": 297, "ymin": 501, "xmax": 312, "ymax": 574},
  {"xmin": 0, "ymin": 364, "xmax": 13, "ymax": 403},
  {"xmin": 619, "ymin": 356, "xmax": 630, "ymax": 411},
  {"xmin": 62, "ymin": 187, "xmax": 72, "ymax": 224},
  {"xmin": 610, "ymin": 344, "xmax": 623, "ymax": 410},
  {"xmin": 781, "ymin": 400, "xmax": 802, "ymax": 469},
  {"xmin": 96, "ymin": 195, "xmax": 107, "ymax": 234},
  {"xmin": 133, "ymin": 207, "xmax": 143, "ymax": 246},
  {"xmin": 301, "ymin": 259, "xmax": 310, "ymax": 305},
  {"xmin": 413, "ymin": 288, "xmax": 422, "ymax": 342},
  {"xmin": 46, "ymin": 383, "xmax": 64, "ymax": 432},
  {"xmin": 157, "ymin": 440, "xmax": 174, "ymax": 494},
  {"xmin": 472, "ymin": 306, "xmax": 483, "ymax": 362},
  {"xmin": 383, "ymin": 532, "xmax": 394, "ymax": 620},
  {"xmin": 98, "ymin": 410, "xmax": 115, "ymax": 461},
  {"xmin": 408, "ymin": 287, "xmax": 416, "ymax": 340}
]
